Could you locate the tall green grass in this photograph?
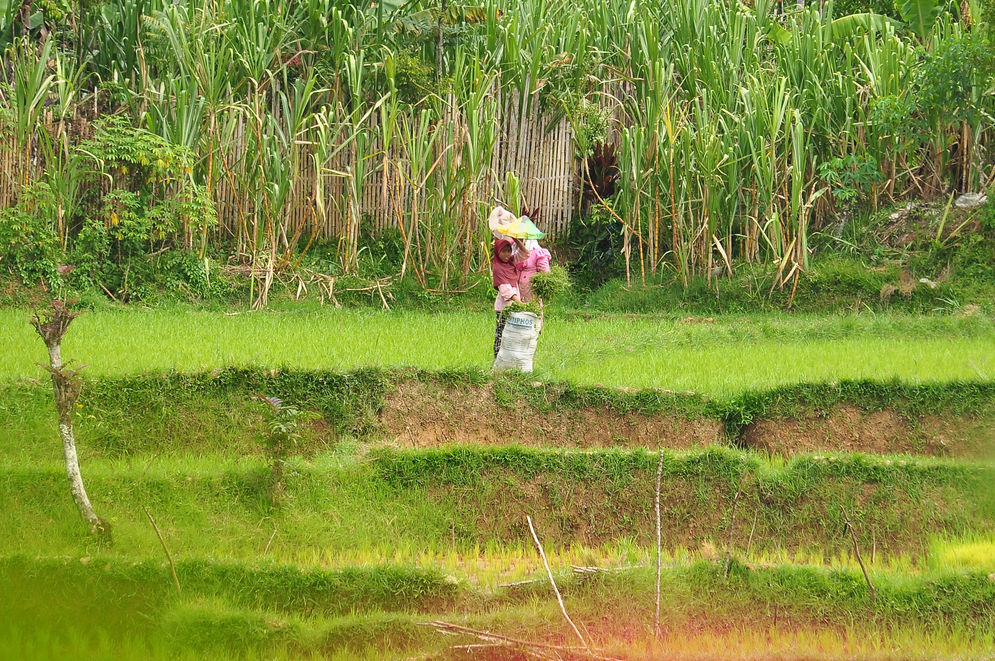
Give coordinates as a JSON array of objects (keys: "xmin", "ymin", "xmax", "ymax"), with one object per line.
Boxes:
[
  {"xmin": 1, "ymin": 309, "xmax": 992, "ymax": 395},
  {"xmin": 12, "ymin": 0, "xmax": 993, "ymax": 288}
]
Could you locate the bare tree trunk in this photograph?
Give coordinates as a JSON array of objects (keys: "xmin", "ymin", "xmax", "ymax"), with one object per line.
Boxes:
[{"xmin": 33, "ymin": 301, "xmax": 110, "ymax": 540}]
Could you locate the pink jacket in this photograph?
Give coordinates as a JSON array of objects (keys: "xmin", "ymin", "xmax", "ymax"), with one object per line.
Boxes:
[{"xmin": 514, "ymin": 246, "xmax": 551, "ymax": 303}]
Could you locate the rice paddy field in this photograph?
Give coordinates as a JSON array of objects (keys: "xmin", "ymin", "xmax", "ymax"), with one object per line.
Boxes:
[
  {"xmin": 2, "ymin": 306, "xmax": 995, "ymax": 660},
  {"xmin": 2, "ymin": 308, "xmax": 994, "ymax": 393}
]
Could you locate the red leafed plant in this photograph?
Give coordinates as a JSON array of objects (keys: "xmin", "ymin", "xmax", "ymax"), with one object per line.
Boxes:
[{"xmin": 582, "ymin": 142, "xmax": 619, "ymax": 203}]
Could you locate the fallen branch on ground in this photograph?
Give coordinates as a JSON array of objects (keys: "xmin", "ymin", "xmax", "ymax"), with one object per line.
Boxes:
[
  {"xmin": 527, "ymin": 515, "xmax": 592, "ymax": 654},
  {"xmin": 571, "ymin": 565, "xmax": 638, "ymax": 575},
  {"xmin": 420, "ymin": 621, "xmax": 620, "ymax": 660}
]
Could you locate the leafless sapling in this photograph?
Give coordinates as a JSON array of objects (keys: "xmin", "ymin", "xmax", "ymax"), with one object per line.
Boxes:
[{"xmin": 31, "ymin": 299, "xmax": 110, "ymax": 541}]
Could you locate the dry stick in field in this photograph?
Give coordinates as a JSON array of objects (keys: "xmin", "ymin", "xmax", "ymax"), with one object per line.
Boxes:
[
  {"xmin": 264, "ymin": 524, "xmax": 278, "ymax": 555},
  {"xmin": 143, "ymin": 505, "xmax": 181, "ymax": 597},
  {"xmin": 654, "ymin": 448, "xmax": 664, "ymax": 636},
  {"xmin": 140, "ymin": 453, "xmax": 180, "ymax": 596},
  {"xmin": 841, "ymin": 506, "xmax": 877, "ymax": 602},
  {"xmin": 498, "ymin": 577, "xmax": 543, "ymax": 588},
  {"xmin": 723, "ymin": 472, "xmax": 748, "ymax": 579},
  {"xmin": 526, "ymin": 515, "xmax": 592, "ymax": 655},
  {"xmin": 746, "ymin": 510, "xmax": 759, "ymax": 556},
  {"xmin": 374, "ymin": 278, "xmax": 391, "ymax": 310}
]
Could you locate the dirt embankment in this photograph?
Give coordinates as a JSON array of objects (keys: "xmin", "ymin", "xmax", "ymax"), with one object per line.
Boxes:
[
  {"xmin": 741, "ymin": 406, "xmax": 995, "ymax": 459},
  {"xmin": 380, "ymin": 379, "xmax": 723, "ymax": 450},
  {"xmin": 378, "ymin": 379, "xmax": 995, "ymax": 458}
]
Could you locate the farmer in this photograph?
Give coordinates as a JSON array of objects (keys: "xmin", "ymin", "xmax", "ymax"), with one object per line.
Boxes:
[
  {"xmin": 487, "ymin": 205, "xmax": 551, "ymax": 304},
  {"xmin": 492, "ymin": 238, "xmax": 521, "ymax": 358}
]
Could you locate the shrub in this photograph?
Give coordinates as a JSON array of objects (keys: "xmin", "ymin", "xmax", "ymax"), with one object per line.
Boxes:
[
  {"xmin": 0, "ymin": 183, "xmax": 61, "ymax": 282},
  {"xmin": 831, "ymin": 0, "xmax": 901, "ymax": 20},
  {"xmin": 258, "ymin": 396, "xmax": 315, "ymax": 504},
  {"xmin": 568, "ymin": 201, "xmax": 626, "ymax": 290}
]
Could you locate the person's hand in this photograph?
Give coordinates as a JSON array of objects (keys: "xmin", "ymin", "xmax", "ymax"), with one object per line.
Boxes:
[{"xmin": 511, "ymin": 294, "xmax": 522, "ymax": 302}]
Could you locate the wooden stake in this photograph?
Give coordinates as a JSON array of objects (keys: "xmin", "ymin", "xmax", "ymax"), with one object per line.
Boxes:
[
  {"xmin": 723, "ymin": 473, "xmax": 747, "ymax": 579},
  {"xmin": 654, "ymin": 448, "xmax": 664, "ymax": 635}
]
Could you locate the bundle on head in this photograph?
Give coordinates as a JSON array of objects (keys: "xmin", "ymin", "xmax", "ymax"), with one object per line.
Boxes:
[{"xmin": 530, "ymin": 266, "xmax": 571, "ymax": 301}]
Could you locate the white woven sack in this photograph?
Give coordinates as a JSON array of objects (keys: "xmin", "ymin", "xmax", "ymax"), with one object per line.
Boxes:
[{"xmin": 493, "ymin": 311, "xmax": 541, "ymax": 372}]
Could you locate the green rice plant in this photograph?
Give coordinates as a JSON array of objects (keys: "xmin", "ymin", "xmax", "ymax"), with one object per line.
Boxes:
[
  {"xmin": 308, "ymin": 105, "xmax": 356, "ymax": 266},
  {"xmin": 451, "ymin": 60, "xmax": 498, "ymax": 284},
  {"xmin": 338, "ymin": 52, "xmax": 383, "ymax": 273},
  {"xmin": 502, "ymin": 171, "xmax": 522, "ymax": 215},
  {"xmin": 395, "ymin": 106, "xmax": 440, "ymax": 285},
  {"xmin": 50, "ymin": 53, "xmax": 90, "ymax": 122},
  {"xmin": 86, "ymin": 0, "xmax": 165, "ymax": 87},
  {"xmin": 0, "ymin": 309, "xmax": 992, "ymax": 394},
  {"xmin": 530, "ymin": 265, "xmax": 571, "ymax": 301},
  {"xmin": 225, "ymin": 0, "xmax": 292, "ymax": 87},
  {"xmin": 36, "ymin": 131, "xmax": 90, "ymax": 250},
  {"xmin": 0, "ymin": 0, "xmax": 20, "ymax": 54},
  {"xmin": 149, "ymin": 3, "xmax": 238, "ymax": 105},
  {"xmin": 143, "ymin": 78, "xmax": 206, "ymax": 151}
]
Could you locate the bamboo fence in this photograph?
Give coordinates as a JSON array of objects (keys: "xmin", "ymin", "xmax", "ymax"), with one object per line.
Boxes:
[{"xmin": 3, "ymin": 97, "xmax": 580, "ymax": 244}]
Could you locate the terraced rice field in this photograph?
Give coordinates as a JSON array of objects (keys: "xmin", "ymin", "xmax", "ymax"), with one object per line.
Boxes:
[{"xmin": 2, "ymin": 309, "xmax": 994, "ymax": 659}]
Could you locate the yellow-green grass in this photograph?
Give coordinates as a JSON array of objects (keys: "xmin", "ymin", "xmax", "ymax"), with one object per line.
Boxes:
[
  {"xmin": 3, "ymin": 555, "xmax": 995, "ymax": 661},
  {"xmin": 2, "ymin": 448, "xmax": 992, "ymax": 572},
  {"xmin": 929, "ymin": 538, "xmax": 995, "ymax": 573},
  {"xmin": 1, "ymin": 308, "xmax": 993, "ymax": 395}
]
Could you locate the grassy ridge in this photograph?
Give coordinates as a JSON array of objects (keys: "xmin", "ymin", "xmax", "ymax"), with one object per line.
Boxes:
[
  {"xmin": 3, "ymin": 555, "xmax": 994, "ymax": 660},
  {"xmin": 3, "ymin": 368, "xmax": 995, "ymax": 464},
  {"xmin": 3, "ymin": 448, "xmax": 992, "ymax": 560},
  {"xmin": 368, "ymin": 446, "xmax": 995, "ymax": 551},
  {"xmin": 2, "ymin": 309, "xmax": 993, "ymax": 394},
  {"xmin": 0, "ymin": 556, "xmax": 460, "ymax": 618}
]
